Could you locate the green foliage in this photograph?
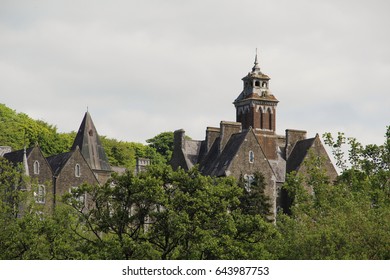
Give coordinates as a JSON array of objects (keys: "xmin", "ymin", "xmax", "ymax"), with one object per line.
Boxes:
[
  {"xmin": 146, "ymin": 131, "xmax": 175, "ymax": 162},
  {"xmin": 1, "ymin": 103, "xmax": 389, "ymax": 260},
  {"xmin": 0, "ymin": 104, "xmax": 73, "ymax": 156},
  {"xmin": 0, "ymin": 103, "xmax": 166, "ymax": 168},
  {"xmin": 238, "ymin": 172, "xmax": 272, "ymax": 221},
  {"xmin": 276, "ymin": 127, "xmax": 390, "ymax": 259},
  {"xmin": 60, "ymin": 164, "xmax": 277, "ymax": 260}
]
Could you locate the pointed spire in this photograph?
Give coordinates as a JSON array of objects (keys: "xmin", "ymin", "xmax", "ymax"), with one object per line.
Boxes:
[
  {"xmin": 71, "ymin": 112, "xmax": 111, "ymax": 171},
  {"xmin": 252, "ymin": 48, "xmax": 261, "ymax": 73}
]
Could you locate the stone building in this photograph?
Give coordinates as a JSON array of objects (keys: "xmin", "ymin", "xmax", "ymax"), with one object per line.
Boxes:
[
  {"xmin": 1, "ymin": 112, "xmax": 112, "ymax": 209},
  {"xmin": 71, "ymin": 111, "xmax": 112, "ymax": 185},
  {"xmin": 46, "ymin": 146, "xmax": 99, "ymax": 208},
  {"xmin": 170, "ymin": 53, "xmax": 338, "ymax": 215},
  {"xmin": 4, "ymin": 145, "xmax": 53, "ymax": 206}
]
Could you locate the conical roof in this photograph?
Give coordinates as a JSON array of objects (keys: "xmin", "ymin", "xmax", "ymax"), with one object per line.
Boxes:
[{"xmin": 71, "ymin": 112, "xmax": 111, "ymax": 171}]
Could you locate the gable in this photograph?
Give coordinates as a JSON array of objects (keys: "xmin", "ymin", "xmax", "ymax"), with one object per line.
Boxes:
[
  {"xmin": 225, "ymin": 129, "xmax": 276, "ymax": 179},
  {"xmin": 287, "ymin": 135, "xmax": 338, "ymax": 181},
  {"xmin": 4, "ymin": 146, "xmax": 53, "ymax": 184},
  {"xmin": 49, "ymin": 148, "xmax": 99, "ymax": 197}
]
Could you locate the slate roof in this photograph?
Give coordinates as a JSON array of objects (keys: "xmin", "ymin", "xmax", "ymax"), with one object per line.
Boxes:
[
  {"xmin": 46, "ymin": 152, "xmax": 73, "ymax": 176},
  {"xmin": 71, "ymin": 112, "xmax": 111, "ymax": 172},
  {"xmin": 268, "ymin": 147, "xmax": 286, "ymax": 183},
  {"xmin": 286, "ymin": 137, "xmax": 315, "ymax": 173},
  {"xmin": 209, "ymin": 131, "xmax": 248, "ymax": 177},
  {"xmin": 234, "ymin": 91, "xmax": 279, "ymax": 104},
  {"xmin": 182, "ymin": 139, "xmax": 204, "ymax": 170},
  {"xmin": 199, "ymin": 137, "xmax": 221, "ymax": 175},
  {"xmin": 3, "ymin": 147, "xmax": 34, "ymax": 164}
]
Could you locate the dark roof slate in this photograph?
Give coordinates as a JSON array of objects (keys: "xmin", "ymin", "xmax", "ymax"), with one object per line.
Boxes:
[
  {"xmin": 200, "ymin": 131, "xmax": 249, "ymax": 177},
  {"xmin": 71, "ymin": 112, "xmax": 111, "ymax": 172},
  {"xmin": 286, "ymin": 137, "xmax": 315, "ymax": 173},
  {"xmin": 212, "ymin": 131, "xmax": 248, "ymax": 176},
  {"xmin": 46, "ymin": 152, "xmax": 72, "ymax": 176},
  {"xmin": 199, "ymin": 137, "xmax": 221, "ymax": 175},
  {"xmin": 3, "ymin": 147, "xmax": 34, "ymax": 164}
]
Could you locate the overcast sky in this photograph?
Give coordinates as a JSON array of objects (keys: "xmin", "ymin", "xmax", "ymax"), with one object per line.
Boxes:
[{"xmin": 1, "ymin": 0, "xmax": 389, "ymax": 146}]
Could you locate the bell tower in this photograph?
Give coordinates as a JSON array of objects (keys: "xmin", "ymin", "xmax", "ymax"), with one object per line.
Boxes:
[
  {"xmin": 234, "ymin": 51, "xmax": 278, "ymax": 134},
  {"xmin": 234, "ymin": 51, "xmax": 279, "ymax": 159}
]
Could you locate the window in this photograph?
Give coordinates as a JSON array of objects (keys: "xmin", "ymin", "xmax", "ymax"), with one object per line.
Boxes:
[
  {"xmin": 69, "ymin": 187, "xmax": 86, "ymax": 206},
  {"xmin": 268, "ymin": 108, "xmax": 273, "ymax": 130},
  {"xmin": 244, "ymin": 174, "xmax": 254, "ymax": 192},
  {"xmin": 255, "ymin": 81, "xmax": 260, "ymax": 87},
  {"xmin": 262, "ymin": 81, "xmax": 267, "ymax": 88},
  {"xmin": 249, "ymin": 150, "xmax": 255, "ymax": 163},
  {"xmin": 75, "ymin": 164, "xmax": 81, "ymax": 177},
  {"xmin": 260, "ymin": 108, "xmax": 264, "ymax": 129},
  {"xmin": 35, "ymin": 185, "xmax": 45, "ymax": 204},
  {"xmin": 33, "ymin": 161, "xmax": 40, "ymax": 175}
]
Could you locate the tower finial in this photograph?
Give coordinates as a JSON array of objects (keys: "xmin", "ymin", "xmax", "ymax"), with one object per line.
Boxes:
[{"xmin": 252, "ymin": 48, "xmax": 260, "ymax": 73}]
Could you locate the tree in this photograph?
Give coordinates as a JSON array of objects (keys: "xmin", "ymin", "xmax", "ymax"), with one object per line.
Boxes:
[
  {"xmin": 146, "ymin": 131, "xmax": 175, "ymax": 162},
  {"xmin": 62, "ymin": 163, "xmax": 278, "ymax": 259},
  {"xmin": 238, "ymin": 172, "xmax": 272, "ymax": 221},
  {"xmin": 275, "ymin": 126, "xmax": 390, "ymax": 259}
]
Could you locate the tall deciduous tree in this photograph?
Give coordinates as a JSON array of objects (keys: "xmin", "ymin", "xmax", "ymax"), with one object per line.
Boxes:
[{"xmin": 275, "ymin": 126, "xmax": 390, "ymax": 259}]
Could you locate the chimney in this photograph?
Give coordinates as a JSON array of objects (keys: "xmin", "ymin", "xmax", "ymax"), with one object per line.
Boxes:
[
  {"xmin": 219, "ymin": 121, "xmax": 242, "ymax": 153},
  {"xmin": 285, "ymin": 129, "xmax": 307, "ymax": 159},
  {"xmin": 174, "ymin": 129, "xmax": 186, "ymax": 150},
  {"xmin": 205, "ymin": 127, "xmax": 220, "ymax": 153}
]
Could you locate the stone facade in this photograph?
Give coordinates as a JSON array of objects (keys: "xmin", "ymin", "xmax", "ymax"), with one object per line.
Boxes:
[
  {"xmin": 2, "ymin": 112, "xmax": 112, "ymax": 210},
  {"xmin": 71, "ymin": 112, "xmax": 112, "ymax": 185},
  {"xmin": 4, "ymin": 145, "xmax": 54, "ymax": 207},
  {"xmin": 170, "ymin": 53, "xmax": 338, "ymax": 216},
  {"xmin": 47, "ymin": 147, "xmax": 99, "ymax": 207}
]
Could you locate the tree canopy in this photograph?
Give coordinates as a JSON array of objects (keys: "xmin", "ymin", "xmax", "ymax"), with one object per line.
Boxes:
[{"xmin": 0, "ymin": 103, "xmax": 389, "ymax": 259}]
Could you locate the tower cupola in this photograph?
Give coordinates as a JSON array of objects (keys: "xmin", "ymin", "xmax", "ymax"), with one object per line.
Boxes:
[{"xmin": 234, "ymin": 51, "xmax": 278, "ymax": 133}]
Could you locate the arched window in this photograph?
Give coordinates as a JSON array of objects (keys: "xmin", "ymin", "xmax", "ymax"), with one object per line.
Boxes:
[
  {"xmin": 260, "ymin": 108, "xmax": 264, "ymax": 129},
  {"xmin": 33, "ymin": 161, "xmax": 40, "ymax": 175},
  {"xmin": 35, "ymin": 185, "xmax": 45, "ymax": 204},
  {"xmin": 255, "ymin": 80, "xmax": 260, "ymax": 87},
  {"xmin": 268, "ymin": 108, "xmax": 273, "ymax": 130},
  {"xmin": 249, "ymin": 151, "xmax": 255, "ymax": 163},
  {"xmin": 75, "ymin": 164, "xmax": 81, "ymax": 177}
]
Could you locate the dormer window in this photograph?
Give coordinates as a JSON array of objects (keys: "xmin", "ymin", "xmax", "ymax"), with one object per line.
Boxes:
[{"xmin": 33, "ymin": 161, "xmax": 40, "ymax": 175}]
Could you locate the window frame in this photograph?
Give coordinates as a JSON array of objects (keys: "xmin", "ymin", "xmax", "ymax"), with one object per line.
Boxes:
[
  {"xmin": 75, "ymin": 163, "xmax": 81, "ymax": 177},
  {"xmin": 35, "ymin": 184, "xmax": 45, "ymax": 204},
  {"xmin": 249, "ymin": 150, "xmax": 255, "ymax": 163},
  {"xmin": 33, "ymin": 160, "xmax": 40, "ymax": 175}
]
